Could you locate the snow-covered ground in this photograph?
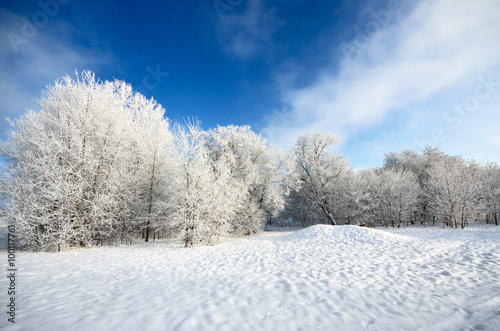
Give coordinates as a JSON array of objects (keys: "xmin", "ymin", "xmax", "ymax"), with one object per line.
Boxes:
[{"xmin": 2, "ymin": 225, "xmax": 500, "ymax": 330}]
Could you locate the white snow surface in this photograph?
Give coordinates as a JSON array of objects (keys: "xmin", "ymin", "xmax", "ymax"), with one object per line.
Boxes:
[{"xmin": 2, "ymin": 225, "xmax": 500, "ymax": 330}]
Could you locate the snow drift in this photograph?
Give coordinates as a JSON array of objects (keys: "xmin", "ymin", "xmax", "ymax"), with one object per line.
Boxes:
[{"xmin": 282, "ymin": 224, "xmax": 412, "ymax": 244}]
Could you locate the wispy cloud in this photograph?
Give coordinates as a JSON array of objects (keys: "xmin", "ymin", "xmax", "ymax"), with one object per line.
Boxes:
[
  {"xmin": 263, "ymin": 0, "xmax": 500, "ymax": 160},
  {"xmin": 215, "ymin": 0, "xmax": 281, "ymax": 58},
  {"xmin": 0, "ymin": 8, "xmax": 115, "ymax": 140}
]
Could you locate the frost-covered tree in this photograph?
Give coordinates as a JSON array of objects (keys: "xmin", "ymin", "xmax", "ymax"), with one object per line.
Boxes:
[
  {"xmin": 286, "ymin": 132, "xmax": 350, "ymax": 225},
  {"xmin": 384, "ymin": 147, "xmax": 444, "ymax": 225},
  {"xmin": 169, "ymin": 120, "xmax": 238, "ymax": 247},
  {"xmin": 0, "ymin": 71, "xmax": 175, "ymax": 250},
  {"xmin": 429, "ymin": 156, "xmax": 482, "ymax": 228},
  {"xmin": 347, "ymin": 168, "xmax": 417, "ymax": 228},
  {"xmin": 479, "ymin": 162, "xmax": 500, "ymax": 226},
  {"xmin": 376, "ymin": 168, "xmax": 418, "ymax": 228},
  {"xmin": 128, "ymin": 96, "xmax": 175, "ymax": 242},
  {"xmin": 282, "ymin": 188, "xmax": 320, "ymax": 227},
  {"xmin": 203, "ymin": 125, "xmax": 285, "ymax": 235},
  {"xmin": 346, "ymin": 169, "xmax": 380, "ymax": 227}
]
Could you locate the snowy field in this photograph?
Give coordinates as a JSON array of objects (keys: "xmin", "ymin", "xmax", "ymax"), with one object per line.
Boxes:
[{"xmin": 2, "ymin": 225, "xmax": 500, "ymax": 331}]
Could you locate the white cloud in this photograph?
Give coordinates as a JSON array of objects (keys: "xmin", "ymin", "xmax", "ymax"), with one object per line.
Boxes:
[{"xmin": 263, "ymin": 0, "xmax": 500, "ymax": 158}]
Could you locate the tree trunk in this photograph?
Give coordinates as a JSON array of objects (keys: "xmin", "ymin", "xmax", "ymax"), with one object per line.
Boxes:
[
  {"xmin": 145, "ymin": 221, "xmax": 150, "ymax": 242},
  {"xmin": 145, "ymin": 153, "xmax": 157, "ymax": 242}
]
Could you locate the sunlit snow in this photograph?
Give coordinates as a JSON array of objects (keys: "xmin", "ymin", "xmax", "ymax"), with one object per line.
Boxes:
[{"xmin": 2, "ymin": 224, "xmax": 499, "ymax": 330}]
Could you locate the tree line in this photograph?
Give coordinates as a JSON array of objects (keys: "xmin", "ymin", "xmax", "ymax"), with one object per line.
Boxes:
[{"xmin": 0, "ymin": 72, "xmax": 498, "ymax": 251}]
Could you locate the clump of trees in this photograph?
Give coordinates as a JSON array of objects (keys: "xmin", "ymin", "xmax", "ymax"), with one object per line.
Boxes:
[
  {"xmin": 0, "ymin": 72, "xmax": 284, "ymax": 251},
  {"xmin": 0, "ymin": 71, "xmax": 498, "ymax": 251},
  {"xmin": 283, "ymin": 132, "xmax": 351, "ymax": 227},
  {"xmin": 285, "ymin": 145, "xmax": 500, "ymax": 229}
]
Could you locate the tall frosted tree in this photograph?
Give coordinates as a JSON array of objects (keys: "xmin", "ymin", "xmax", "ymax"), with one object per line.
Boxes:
[
  {"xmin": 128, "ymin": 95, "xmax": 175, "ymax": 242},
  {"xmin": 169, "ymin": 120, "xmax": 239, "ymax": 247},
  {"xmin": 203, "ymin": 125, "xmax": 285, "ymax": 235},
  {"xmin": 0, "ymin": 71, "xmax": 174, "ymax": 250}
]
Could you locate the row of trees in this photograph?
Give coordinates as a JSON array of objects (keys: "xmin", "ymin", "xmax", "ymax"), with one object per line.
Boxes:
[
  {"xmin": 0, "ymin": 72, "xmax": 498, "ymax": 251},
  {"xmin": 285, "ymin": 135, "xmax": 500, "ymax": 230}
]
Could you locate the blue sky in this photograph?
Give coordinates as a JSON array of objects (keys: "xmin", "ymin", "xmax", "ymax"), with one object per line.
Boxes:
[{"xmin": 1, "ymin": 0, "xmax": 499, "ymax": 169}]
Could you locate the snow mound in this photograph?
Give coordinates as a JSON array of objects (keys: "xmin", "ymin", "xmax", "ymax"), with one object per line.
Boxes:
[{"xmin": 283, "ymin": 224, "xmax": 412, "ymax": 244}]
